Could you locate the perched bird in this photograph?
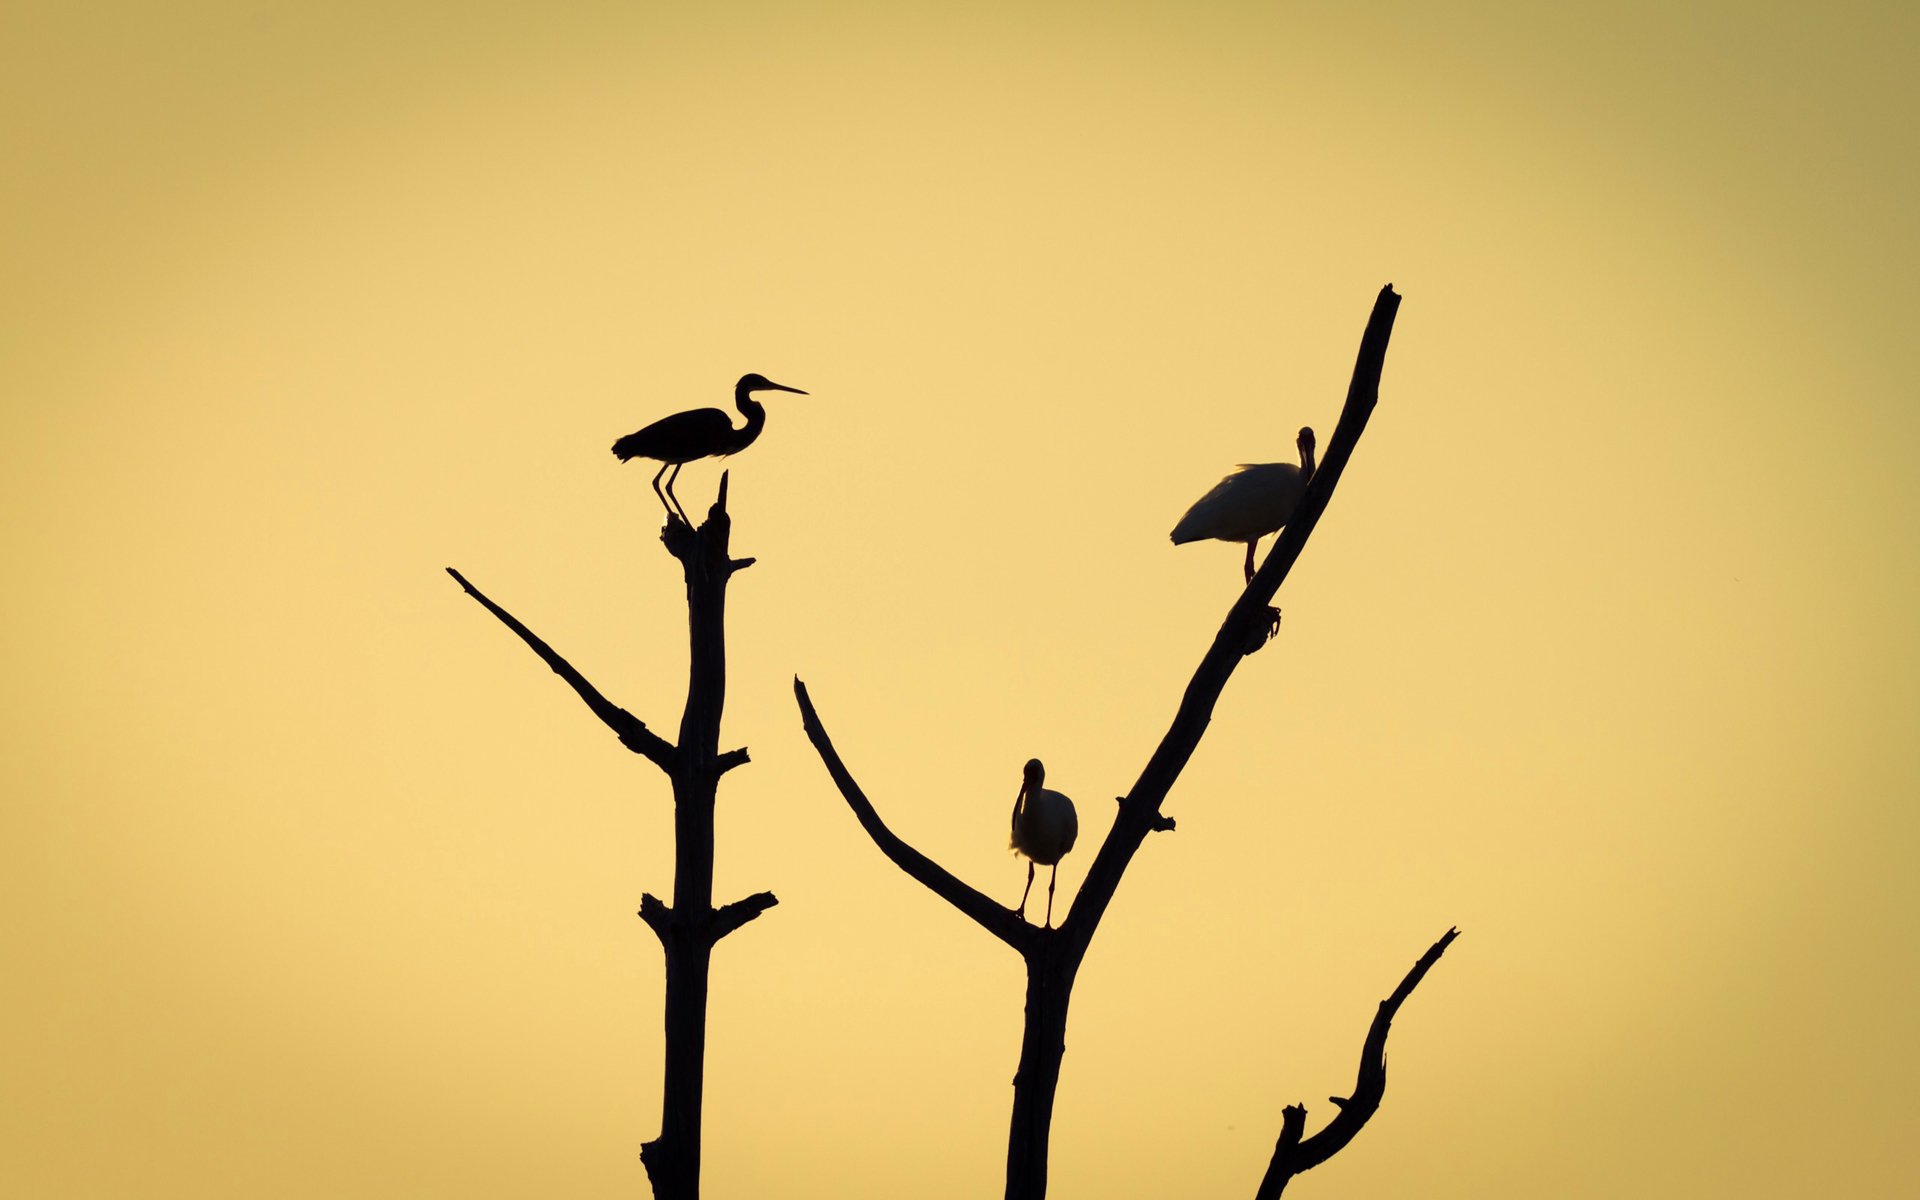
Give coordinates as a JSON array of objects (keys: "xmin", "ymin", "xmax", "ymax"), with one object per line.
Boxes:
[
  {"xmin": 612, "ymin": 373, "xmax": 808, "ymax": 524},
  {"xmin": 1010, "ymin": 758, "xmax": 1078, "ymax": 928},
  {"xmin": 1170, "ymin": 426, "xmax": 1318, "ymax": 583}
]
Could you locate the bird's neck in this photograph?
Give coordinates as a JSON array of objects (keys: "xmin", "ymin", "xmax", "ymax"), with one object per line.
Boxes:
[{"xmin": 730, "ymin": 391, "xmax": 768, "ymax": 450}]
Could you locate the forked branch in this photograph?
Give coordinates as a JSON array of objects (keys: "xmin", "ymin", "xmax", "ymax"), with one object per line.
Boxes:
[
  {"xmin": 791, "ymin": 286, "xmax": 1414, "ymax": 1200},
  {"xmin": 446, "ymin": 567, "xmax": 676, "ymax": 770},
  {"xmin": 1254, "ymin": 927, "xmax": 1459, "ymax": 1199}
]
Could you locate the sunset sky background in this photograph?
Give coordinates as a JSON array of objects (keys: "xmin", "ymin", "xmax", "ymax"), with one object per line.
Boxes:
[{"xmin": 5, "ymin": 2, "xmax": 1916, "ymax": 1196}]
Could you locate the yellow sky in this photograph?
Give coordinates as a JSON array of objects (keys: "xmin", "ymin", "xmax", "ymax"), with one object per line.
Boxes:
[{"xmin": 4, "ymin": 2, "xmax": 1916, "ymax": 1196}]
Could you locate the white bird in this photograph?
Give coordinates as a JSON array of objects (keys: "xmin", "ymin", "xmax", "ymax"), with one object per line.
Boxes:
[
  {"xmin": 1010, "ymin": 758, "xmax": 1078, "ymax": 928},
  {"xmin": 1170, "ymin": 426, "xmax": 1318, "ymax": 583}
]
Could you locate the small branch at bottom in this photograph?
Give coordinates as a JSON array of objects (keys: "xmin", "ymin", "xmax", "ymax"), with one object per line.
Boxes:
[{"xmin": 1254, "ymin": 927, "xmax": 1459, "ymax": 1200}]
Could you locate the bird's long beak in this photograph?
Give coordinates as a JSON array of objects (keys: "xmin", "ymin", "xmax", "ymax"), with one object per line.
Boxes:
[{"xmin": 764, "ymin": 381, "xmax": 808, "ymax": 395}]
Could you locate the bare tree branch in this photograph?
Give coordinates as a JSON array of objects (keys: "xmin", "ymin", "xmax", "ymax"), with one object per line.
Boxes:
[
  {"xmin": 1060, "ymin": 284, "xmax": 1402, "ymax": 949},
  {"xmin": 709, "ymin": 891, "xmax": 780, "ymax": 941},
  {"xmin": 1256, "ymin": 1106, "xmax": 1307, "ymax": 1200},
  {"xmin": 794, "ymin": 677, "xmax": 1037, "ymax": 954},
  {"xmin": 1255, "ymin": 927, "xmax": 1459, "ymax": 1199},
  {"xmin": 445, "ymin": 567, "xmax": 676, "ymax": 771},
  {"xmin": 638, "ymin": 892, "xmax": 673, "ymax": 944},
  {"xmin": 641, "ymin": 890, "xmax": 780, "ymax": 946}
]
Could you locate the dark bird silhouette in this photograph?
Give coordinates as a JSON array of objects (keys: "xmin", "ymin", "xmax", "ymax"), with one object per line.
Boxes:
[
  {"xmin": 612, "ymin": 373, "xmax": 808, "ymax": 524},
  {"xmin": 1170, "ymin": 426, "xmax": 1317, "ymax": 583},
  {"xmin": 1010, "ymin": 758, "xmax": 1078, "ymax": 928}
]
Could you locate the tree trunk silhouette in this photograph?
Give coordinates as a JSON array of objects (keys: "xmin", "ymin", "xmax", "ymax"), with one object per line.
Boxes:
[
  {"xmin": 798, "ymin": 285, "xmax": 1442, "ymax": 1199},
  {"xmin": 448, "ymin": 475, "xmax": 775, "ymax": 1200}
]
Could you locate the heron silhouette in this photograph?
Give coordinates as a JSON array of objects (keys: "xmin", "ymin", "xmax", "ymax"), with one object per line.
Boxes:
[
  {"xmin": 1170, "ymin": 426, "xmax": 1317, "ymax": 583},
  {"xmin": 612, "ymin": 373, "xmax": 807, "ymax": 524},
  {"xmin": 1010, "ymin": 758, "xmax": 1078, "ymax": 928}
]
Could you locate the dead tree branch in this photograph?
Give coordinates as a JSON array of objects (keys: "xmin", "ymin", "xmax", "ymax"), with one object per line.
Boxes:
[
  {"xmin": 1057, "ymin": 282, "xmax": 1400, "ymax": 947},
  {"xmin": 794, "ymin": 680, "xmax": 1038, "ymax": 954},
  {"xmin": 710, "ymin": 891, "xmax": 781, "ymax": 940},
  {"xmin": 1255, "ymin": 928, "xmax": 1459, "ymax": 1199},
  {"xmin": 445, "ymin": 567, "xmax": 675, "ymax": 770},
  {"xmin": 450, "ymin": 475, "xmax": 775, "ymax": 1200},
  {"xmin": 796, "ymin": 285, "xmax": 1407, "ymax": 1200}
]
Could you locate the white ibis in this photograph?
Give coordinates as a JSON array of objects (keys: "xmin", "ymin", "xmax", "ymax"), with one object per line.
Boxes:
[
  {"xmin": 1010, "ymin": 758, "xmax": 1078, "ymax": 928},
  {"xmin": 612, "ymin": 373, "xmax": 807, "ymax": 524},
  {"xmin": 1170, "ymin": 426, "xmax": 1317, "ymax": 583}
]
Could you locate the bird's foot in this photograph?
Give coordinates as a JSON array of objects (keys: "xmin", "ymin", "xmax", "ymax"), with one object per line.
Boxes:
[
  {"xmin": 1242, "ymin": 606, "xmax": 1282, "ymax": 656},
  {"xmin": 660, "ymin": 511, "xmax": 697, "ymax": 560}
]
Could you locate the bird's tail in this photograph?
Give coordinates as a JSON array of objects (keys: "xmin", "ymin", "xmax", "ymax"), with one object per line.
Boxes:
[{"xmin": 611, "ymin": 432, "xmax": 646, "ymax": 462}]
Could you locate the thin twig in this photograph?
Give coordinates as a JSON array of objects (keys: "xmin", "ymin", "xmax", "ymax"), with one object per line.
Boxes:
[{"xmin": 445, "ymin": 567, "xmax": 677, "ymax": 771}]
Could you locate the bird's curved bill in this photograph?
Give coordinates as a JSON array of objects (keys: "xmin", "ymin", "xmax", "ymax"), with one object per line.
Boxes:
[{"xmin": 766, "ymin": 381, "xmax": 808, "ymax": 395}]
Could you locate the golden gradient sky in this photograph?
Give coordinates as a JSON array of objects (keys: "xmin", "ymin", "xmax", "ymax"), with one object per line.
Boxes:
[{"xmin": 4, "ymin": 2, "xmax": 1916, "ymax": 1196}]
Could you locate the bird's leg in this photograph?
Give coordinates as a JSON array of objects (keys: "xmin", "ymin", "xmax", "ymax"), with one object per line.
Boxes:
[
  {"xmin": 650, "ymin": 464, "xmax": 674, "ymax": 523},
  {"xmin": 1240, "ymin": 540, "xmax": 1283, "ymax": 653},
  {"xmin": 663, "ymin": 463, "xmax": 693, "ymax": 528},
  {"xmin": 1045, "ymin": 864, "xmax": 1058, "ymax": 929},
  {"xmin": 1016, "ymin": 861, "xmax": 1035, "ymax": 921}
]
